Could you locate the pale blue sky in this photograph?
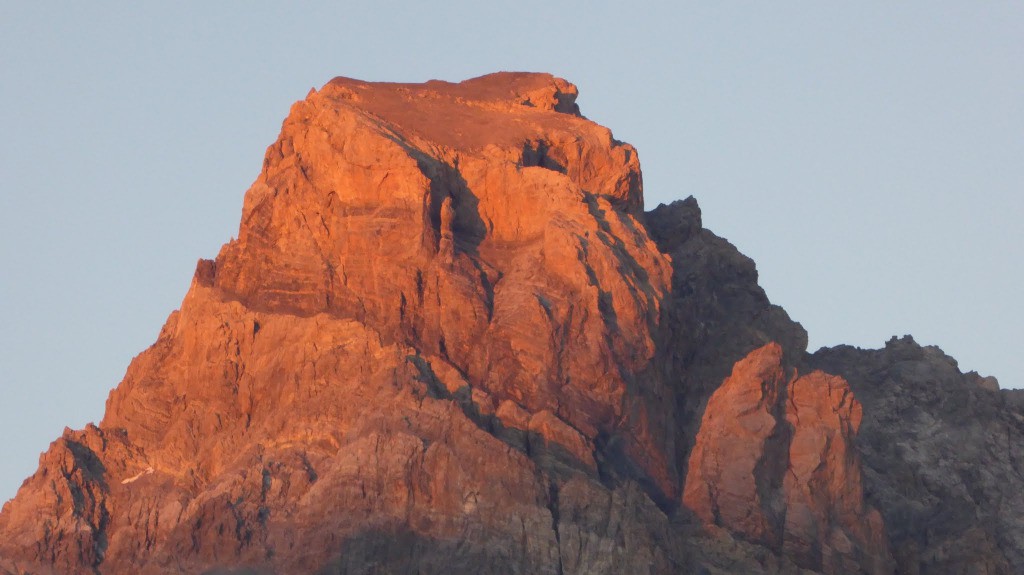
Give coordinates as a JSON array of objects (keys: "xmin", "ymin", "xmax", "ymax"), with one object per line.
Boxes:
[{"xmin": 1, "ymin": 3, "xmax": 1021, "ymax": 502}]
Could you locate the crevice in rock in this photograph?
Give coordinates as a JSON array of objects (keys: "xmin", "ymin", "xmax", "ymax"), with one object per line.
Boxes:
[
  {"xmin": 753, "ymin": 374, "xmax": 793, "ymax": 550},
  {"xmin": 520, "ymin": 139, "xmax": 566, "ymax": 173},
  {"xmin": 405, "ymin": 353, "xmax": 595, "ymax": 484},
  {"xmin": 547, "ymin": 482, "xmax": 565, "ymax": 575}
]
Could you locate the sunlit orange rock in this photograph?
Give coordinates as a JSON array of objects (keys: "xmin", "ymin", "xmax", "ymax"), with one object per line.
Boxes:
[
  {"xmin": 0, "ymin": 73, "xmax": 680, "ymax": 575},
  {"xmin": 683, "ymin": 343, "xmax": 892, "ymax": 574}
]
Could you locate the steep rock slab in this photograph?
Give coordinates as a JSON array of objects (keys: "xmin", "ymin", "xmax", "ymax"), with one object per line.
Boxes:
[{"xmin": 683, "ymin": 343, "xmax": 892, "ymax": 574}]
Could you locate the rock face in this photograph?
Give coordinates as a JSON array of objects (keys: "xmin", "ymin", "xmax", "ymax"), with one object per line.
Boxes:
[
  {"xmin": 0, "ymin": 72, "xmax": 1020, "ymax": 574},
  {"xmin": 812, "ymin": 337, "xmax": 1024, "ymax": 574},
  {"xmin": 683, "ymin": 343, "xmax": 891, "ymax": 574}
]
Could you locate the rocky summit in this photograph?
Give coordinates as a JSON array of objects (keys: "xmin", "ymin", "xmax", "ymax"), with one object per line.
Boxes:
[{"xmin": 1, "ymin": 72, "xmax": 1021, "ymax": 575}]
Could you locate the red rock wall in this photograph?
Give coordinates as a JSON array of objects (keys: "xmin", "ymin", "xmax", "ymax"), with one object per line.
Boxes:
[{"xmin": 683, "ymin": 343, "xmax": 892, "ymax": 574}]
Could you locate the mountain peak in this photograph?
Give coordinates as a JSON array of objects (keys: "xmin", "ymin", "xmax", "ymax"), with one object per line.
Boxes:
[{"xmin": 2, "ymin": 73, "xmax": 1021, "ymax": 575}]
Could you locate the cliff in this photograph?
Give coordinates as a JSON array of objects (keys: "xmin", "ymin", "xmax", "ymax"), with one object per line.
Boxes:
[{"xmin": 1, "ymin": 73, "xmax": 1020, "ymax": 575}]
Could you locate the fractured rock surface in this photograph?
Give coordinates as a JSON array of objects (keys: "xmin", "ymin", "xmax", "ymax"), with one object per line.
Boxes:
[
  {"xmin": 683, "ymin": 343, "xmax": 890, "ymax": 574},
  {"xmin": 1, "ymin": 73, "xmax": 1020, "ymax": 574},
  {"xmin": 812, "ymin": 337, "xmax": 1024, "ymax": 574}
]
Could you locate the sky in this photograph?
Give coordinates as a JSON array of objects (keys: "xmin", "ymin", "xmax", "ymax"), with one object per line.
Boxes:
[{"xmin": 1, "ymin": 2, "xmax": 1021, "ymax": 503}]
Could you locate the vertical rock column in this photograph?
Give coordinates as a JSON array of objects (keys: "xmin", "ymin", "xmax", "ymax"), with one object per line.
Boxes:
[{"xmin": 682, "ymin": 343, "xmax": 892, "ymax": 574}]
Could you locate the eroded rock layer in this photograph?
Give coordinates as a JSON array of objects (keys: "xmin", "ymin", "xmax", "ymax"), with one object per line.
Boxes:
[{"xmin": 1, "ymin": 73, "xmax": 1020, "ymax": 575}]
